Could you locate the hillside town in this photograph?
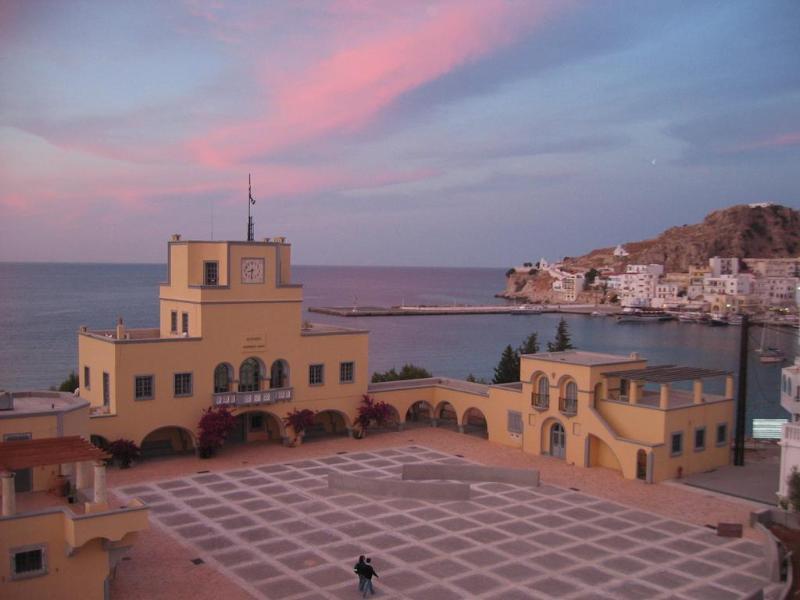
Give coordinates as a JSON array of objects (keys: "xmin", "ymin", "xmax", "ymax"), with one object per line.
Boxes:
[{"xmin": 509, "ymin": 253, "xmax": 800, "ymax": 319}]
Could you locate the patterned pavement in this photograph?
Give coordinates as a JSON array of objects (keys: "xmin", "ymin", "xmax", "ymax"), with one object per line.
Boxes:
[{"xmin": 117, "ymin": 446, "xmax": 776, "ymax": 599}]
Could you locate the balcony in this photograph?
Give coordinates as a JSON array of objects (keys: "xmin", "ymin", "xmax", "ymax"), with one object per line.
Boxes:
[
  {"xmin": 213, "ymin": 387, "xmax": 293, "ymax": 408},
  {"xmin": 531, "ymin": 393, "xmax": 550, "ymax": 411},
  {"xmin": 559, "ymin": 396, "xmax": 578, "ymax": 416}
]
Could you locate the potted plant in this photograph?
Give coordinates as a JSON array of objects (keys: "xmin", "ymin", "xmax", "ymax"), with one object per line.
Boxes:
[
  {"xmin": 283, "ymin": 409, "xmax": 317, "ymax": 446},
  {"xmin": 108, "ymin": 439, "xmax": 141, "ymax": 469},
  {"xmin": 354, "ymin": 394, "xmax": 395, "ymax": 438},
  {"xmin": 197, "ymin": 406, "xmax": 237, "ymax": 458}
]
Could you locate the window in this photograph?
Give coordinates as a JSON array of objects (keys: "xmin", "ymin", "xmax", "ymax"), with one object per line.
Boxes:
[
  {"xmin": 203, "ymin": 261, "xmax": 218, "ymax": 286},
  {"xmin": 507, "ymin": 410, "xmax": 523, "ymax": 434},
  {"xmin": 716, "ymin": 423, "xmax": 728, "ymax": 446},
  {"xmin": 537, "ymin": 377, "xmax": 549, "ymax": 398},
  {"xmin": 83, "ymin": 366, "xmax": 90, "ymax": 390},
  {"xmin": 170, "ymin": 311, "xmax": 178, "ymax": 333},
  {"xmin": 174, "ymin": 372, "xmax": 193, "ymax": 397},
  {"xmin": 214, "ymin": 364, "xmax": 231, "ymax": 394},
  {"xmin": 249, "ymin": 415, "xmax": 264, "ymax": 431},
  {"xmin": 565, "ymin": 381, "xmax": 578, "ymax": 401},
  {"xmin": 239, "ymin": 358, "xmax": 261, "ymax": 392},
  {"xmin": 340, "ymin": 361, "xmax": 355, "ymax": 384},
  {"xmin": 670, "ymin": 432, "xmax": 683, "ymax": 456},
  {"xmin": 102, "ymin": 372, "xmax": 110, "ymax": 407},
  {"xmin": 309, "ymin": 364, "xmax": 324, "ymax": 386},
  {"xmin": 11, "ymin": 545, "xmax": 46, "ymax": 579},
  {"xmin": 619, "ymin": 379, "xmax": 630, "ymax": 399},
  {"xmin": 694, "ymin": 427, "xmax": 706, "ymax": 451},
  {"xmin": 181, "ymin": 312, "xmax": 189, "ymax": 335},
  {"xmin": 134, "ymin": 375, "xmax": 154, "ymax": 400}
]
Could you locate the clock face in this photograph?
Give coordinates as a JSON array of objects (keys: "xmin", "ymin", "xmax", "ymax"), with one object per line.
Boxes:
[{"xmin": 241, "ymin": 258, "xmax": 265, "ymax": 284}]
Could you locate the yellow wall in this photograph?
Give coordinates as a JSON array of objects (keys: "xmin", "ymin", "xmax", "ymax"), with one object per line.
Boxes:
[{"xmin": 0, "ymin": 512, "xmax": 108, "ymax": 600}]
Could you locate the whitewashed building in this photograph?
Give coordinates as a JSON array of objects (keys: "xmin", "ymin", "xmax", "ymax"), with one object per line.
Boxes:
[{"xmin": 779, "ymin": 359, "xmax": 800, "ymax": 498}]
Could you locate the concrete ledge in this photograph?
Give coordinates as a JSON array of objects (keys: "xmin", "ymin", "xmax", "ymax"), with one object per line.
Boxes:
[
  {"xmin": 327, "ymin": 473, "xmax": 471, "ymax": 500},
  {"xmin": 401, "ymin": 464, "xmax": 539, "ymax": 487},
  {"xmin": 755, "ymin": 522, "xmax": 782, "ymax": 583}
]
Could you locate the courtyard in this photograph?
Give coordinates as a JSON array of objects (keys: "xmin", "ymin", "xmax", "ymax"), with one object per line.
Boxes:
[{"xmin": 112, "ymin": 434, "xmax": 779, "ymax": 600}]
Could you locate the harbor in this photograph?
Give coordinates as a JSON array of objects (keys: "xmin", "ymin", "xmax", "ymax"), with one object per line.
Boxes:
[{"xmin": 308, "ymin": 303, "xmax": 621, "ymax": 317}]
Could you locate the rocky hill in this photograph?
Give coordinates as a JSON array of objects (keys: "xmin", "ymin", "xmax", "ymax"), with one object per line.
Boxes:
[
  {"xmin": 501, "ymin": 203, "xmax": 800, "ymax": 301},
  {"xmin": 564, "ymin": 203, "xmax": 800, "ymax": 272}
]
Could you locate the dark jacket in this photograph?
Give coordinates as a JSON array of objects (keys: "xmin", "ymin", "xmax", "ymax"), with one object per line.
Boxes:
[
  {"xmin": 354, "ymin": 560, "xmax": 367, "ymax": 576},
  {"xmin": 361, "ymin": 564, "xmax": 378, "ymax": 580}
]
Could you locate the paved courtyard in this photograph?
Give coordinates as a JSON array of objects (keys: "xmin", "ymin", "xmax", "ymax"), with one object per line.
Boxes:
[{"xmin": 117, "ymin": 446, "xmax": 777, "ymax": 600}]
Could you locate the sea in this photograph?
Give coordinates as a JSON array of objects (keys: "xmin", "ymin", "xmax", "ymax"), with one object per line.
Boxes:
[{"xmin": 1, "ymin": 263, "xmax": 797, "ymax": 434}]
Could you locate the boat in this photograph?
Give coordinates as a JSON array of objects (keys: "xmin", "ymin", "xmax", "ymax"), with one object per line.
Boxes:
[
  {"xmin": 708, "ymin": 314, "xmax": 728, "ymax": 327},
  {"xmin": 590, "ymin": 311, "xmax": 604, "ymax": 317},
  {"xmin": 616, "ymin": 310, "xmax": 675, "ymax": 323},
  {"xmin": 727, "ymin": 314, "xmax": 743, "ymax": 326},
  {"xmin": 678, "ymin": 312, "xmax": 706, "ymax": 323}
]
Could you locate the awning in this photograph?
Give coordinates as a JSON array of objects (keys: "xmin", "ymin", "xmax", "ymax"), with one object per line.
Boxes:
[{"xmin": 0, "ymin": 436, "xmax": 110, "ymax": 471}]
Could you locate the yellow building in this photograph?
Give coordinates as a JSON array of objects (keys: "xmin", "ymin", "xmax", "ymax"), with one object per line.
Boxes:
[
  {"xmin": 0, "ymin": 391, "xmax": 148, "ymax": 600},
  {"xmin": 79, "ymin": 236, "xmax": 369, "ymax": 453},
  {"xmin": 368, "ymin": 351, "xmax": 735, "ymax": 483},
  {"xmin": 77, "ymin": 235, "xmax": 734, "ymax": 483}
]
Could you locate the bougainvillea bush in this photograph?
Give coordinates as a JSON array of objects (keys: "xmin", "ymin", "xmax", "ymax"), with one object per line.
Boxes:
[
  {"xmin": 355, "ymin": 394, "xmax": 395, "ymax": 434},
  {"xmin": 197, "ymin": 406, "xmax": 237, "ymax": 458},
  {"xmin": 283, "ymin": 408, "xmax": 317, "ymax": 443},
  {"xmin": 108, "ymin": 439, "xmax": 141, "ymax": 468}
]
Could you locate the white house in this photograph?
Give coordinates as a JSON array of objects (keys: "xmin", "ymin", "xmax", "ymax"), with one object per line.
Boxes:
[
  {"xmin": 613, "ymin": 244, "xmax": 629, "ymax": 257},
  {"xmin": 779, "ymin": 359, "xmax": 800, "ymax": 499}
]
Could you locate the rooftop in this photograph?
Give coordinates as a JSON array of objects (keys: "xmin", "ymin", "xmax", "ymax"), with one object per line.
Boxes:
[
  {"xmin": 603, "ymin": 364, "xmax": 731, "ymax": 383},
  {"xmin": 0, "ymin": 390, "xmax": 88, "ymax": 418},
  {"xmin": 523, "ymin": 350, "xmax": 645, "ymax": 367},
  {"xmin": 0, "ymin": 436, "xmax": 109, "ymax": 471}
]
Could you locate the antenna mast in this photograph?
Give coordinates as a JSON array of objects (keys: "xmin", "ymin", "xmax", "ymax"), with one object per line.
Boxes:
[{"xmin": 247, "ymin": 174, "xmax": 255, "ymax": 241}]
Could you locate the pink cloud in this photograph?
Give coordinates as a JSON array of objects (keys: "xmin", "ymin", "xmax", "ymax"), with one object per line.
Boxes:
[
  {"xmin": 729, "ymin": 131, "xmax": 800, "ymax": 153},
  {"xmin": 189, "ymin": 1, "xmax": 565, "ymax": 166}
]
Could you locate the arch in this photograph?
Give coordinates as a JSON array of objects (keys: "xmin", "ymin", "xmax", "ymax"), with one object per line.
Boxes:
[
  {"xmin": 239, "ymin": 357, "xmax": 264, "ymax": 392},
  {"xmin": 305, "ymin": 410, "xmax": 351, "ymax": 441},
  {"xmin": 556, "ymin": 374, "xmax": 578, "ymax": 396},
  {"xmin": 404, "ymin": 400, "xmax": 435, "ymax": 428},
  {"xmin": 230, "ymin": 410, "xmax": 286, "ymax": 445},
  {"xmin": 270, "ymin": 359, "xmax": 290, "ymax": 389},
  {"xmin": 140, "ymin": 426, "xmax": 195, "ymax": 458},
  {"xmin": 532, "ymin": 373, "xmax": 550, "ymax": 409},
  {"xmin": 593, "ymin": 382, "xmax": 603, "ymax": 405},
  {"xmin": 587, "ymin": 434, "xmax": 622, "ymax": 473},
  {"xmin": 461, "ymin": 407, "xmax": 488, "ymax": 438},
  {"xmin": 541, "ymin": 418, "xmax": 566, "ymax": 458},
  {"xmin": 365, "ymin": 404, "xmax": 402, "ymax": 434},
  {"xmin": 213, "ymin": 362, "xmax": 234, "ymax": 394},
  {"xmin": 434, "ymin": 401, "xmax": 459, "ymax": 431}
]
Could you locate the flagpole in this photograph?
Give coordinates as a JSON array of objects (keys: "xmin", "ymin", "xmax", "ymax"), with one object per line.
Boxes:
[{"xmin": 247, "ymin": 174, "xmax": 254, "ymax": 241}]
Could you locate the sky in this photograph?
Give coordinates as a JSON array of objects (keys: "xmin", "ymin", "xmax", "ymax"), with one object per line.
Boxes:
[{"xmin": 1, "ymin": 0, "xmax": 799, "ymax": 266}]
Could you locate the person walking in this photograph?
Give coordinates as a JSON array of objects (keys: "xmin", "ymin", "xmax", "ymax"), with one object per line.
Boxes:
[
  {"xmin": 353, "ymin": 555, "xmax": 367, "ymax": 592},
  {"xmin": 361, "ymin": 557, "xmax": 378, "ymax": 597}
]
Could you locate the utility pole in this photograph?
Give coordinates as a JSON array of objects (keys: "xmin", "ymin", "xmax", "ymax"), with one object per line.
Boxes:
[{"xmin": 733, "ymin": 314, "xmax": 749, "ymax": 466}]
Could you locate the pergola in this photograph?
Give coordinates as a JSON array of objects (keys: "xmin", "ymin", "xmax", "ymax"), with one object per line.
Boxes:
[
  {"xmin": 601, "ymin": 365, "xmax": 735, "ymax": 408},
  {"xmin": 0, "ymin": 436, "xmax": 111, "ymax": 517}
]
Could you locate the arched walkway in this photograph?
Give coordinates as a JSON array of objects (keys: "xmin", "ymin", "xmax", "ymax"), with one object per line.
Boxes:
[
  {"xmin": 305, "ymin": 410, "xmax": 350, "ymax": 441},
  {"xmin": 367, "ymin": 404, "xmax": 402, "ymax": 434},
  {"xmin": 230, "ymin": 410, "xmax": 285, "ymax": 445},
  {"xmin": 541, "ymin": 419, "xmax": 566, "ymax": 459},
  {"xmin": 404, "ymin": 401, "xmax": 434, "ymax": 429},
  {"xmin": 461, "ymin": 407, "xmax": 488, "ymax": 438},
  {"xmin": 140, "ymin": 426, "xmax": 195, "ymax": 458},
  {"xmin": 587, "ymin": 434, "xmax": 622, "ymax": 473},
  {"xmin": 434, "ymin": 401, "xmax": 459, "ymax": 431}
]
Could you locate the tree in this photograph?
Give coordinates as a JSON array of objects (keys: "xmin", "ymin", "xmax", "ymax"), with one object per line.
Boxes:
[
  {"xmin": 585, "ymin": 268, "xmax": 599, "ymax": 286},
  {"xmin": 465, "ymin": 373, "xmax": 487, "ymax": 384},
  {"xmin": 493, "ymin": 345, "xmax": 520, "ymax": 384},
  {"xmin": 197, "ymin": 406, "xmax": 237, "ymax": 458},
  {"xmin": 55, "ymin": 371, "xmax": 79, "ymax": 392},
  {"xmin": 371, "ymin": 363, "xmax": 432, "ymax": 383},
  {"xmin": 518, "ymin": 332, "xmax": 540, "ymax": 356},
  {"xmin": 547, "ymin": 318, "xmax": 575, "ymax": 352}
]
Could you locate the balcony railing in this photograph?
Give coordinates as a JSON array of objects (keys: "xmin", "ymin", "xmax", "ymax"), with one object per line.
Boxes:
[
  {"xmin": 213, "ymin": 387, "xmax": 293, "ymax": 408},
  {"xmin": 559, "ymin": 396, "xmax": 578, "ymax": 416},
  {"xmin": 532, "ymin": 393, "xmax": 550, "ymax": 411},
  {"xmin": 784, "ymin": 423, "xmax": 800, "ymax": 443}
]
